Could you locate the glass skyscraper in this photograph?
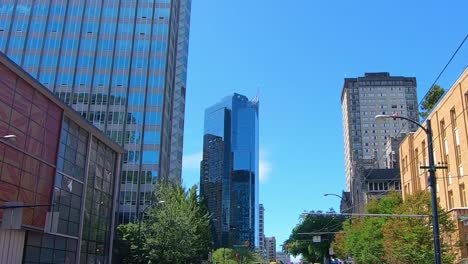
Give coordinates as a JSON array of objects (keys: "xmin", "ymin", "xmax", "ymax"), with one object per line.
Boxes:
[
  {"xmin": 200, "ymin": 93, "xmax": 259, "ymax": 249},
  {"xmin": 0, "ymin": 0, "xmax": 191, "ymax": 223}
]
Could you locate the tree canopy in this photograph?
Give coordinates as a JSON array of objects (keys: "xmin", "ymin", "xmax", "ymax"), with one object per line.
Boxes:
[
  {"xmin": 114, "ymin": 182, "xmax": 212, "ymax": 264},
  {"xmin": 331, "ymin": 191, "xmax": 457, "ymax": 264},
  {"xmin": 284, "ymin": 209, "xmax": 345, "ymax": 263},
  {"xmin": 211, "ymin": 247, "xmax": 263, "ymax": 264},
  {"xmin": 420, "ymin": 84, "xmax": 445, "ymax": 120}
]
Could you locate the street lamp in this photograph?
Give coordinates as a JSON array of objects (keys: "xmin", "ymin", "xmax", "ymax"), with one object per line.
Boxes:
[
  {"xmin": 1, "ymin": 134, "xmax": 17, "ymax": 141},
  {"xmin": 1, "ymin": 134, "xmax": 17, "ymax": 139},
  {"xmin": 137, "ymin": 200, "xmax": 165, "ymax": 263},
  {"xmin": 324, "ymin": 193, "xmax": 351, "ymax": 213},
  {"xmin": 376, "ymin": 113, "xmax": 442, "ymax": 264}
]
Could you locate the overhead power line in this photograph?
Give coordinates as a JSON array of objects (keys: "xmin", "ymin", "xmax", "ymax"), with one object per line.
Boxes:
[
  {"xmin": 303, "ymin": 212, "xmax": 429, "ymax": 218},
  {"xmin": 297, "ymin": 232, "xmax": 346, "ymax": 235},
  {"xmin": 418, "ymin": 34, "xmax": 468, "ymax": 108}
]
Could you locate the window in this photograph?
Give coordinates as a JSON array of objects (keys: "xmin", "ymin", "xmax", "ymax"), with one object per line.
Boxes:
[
  {"xmin": 455, "ymin": 128, "xmax": 462, "ymax": 168},
  {"xmin": 460, "ymin": 184, "xmax": 467, "ymax": 207},
  {"xmin": 445, "ymin": 139, "xmax": 450, "ymax": 171},
  {"xmin": 448, "ymin": 191, "xmax": 454, "ymax": 209},
  {"xmin": 415, "ymin": 148, "xmax": 420, "ymax": 175},
  {"xmin": 465, "ymin": 92, "xmax": 468, "ymax": 109},
  {"xmin": 450, "ymin": 108, "xmax": 457, "ymax": 128},
  {"xmin": 440, "ymin": 120, "xmax": 446, "ymax": 139}
]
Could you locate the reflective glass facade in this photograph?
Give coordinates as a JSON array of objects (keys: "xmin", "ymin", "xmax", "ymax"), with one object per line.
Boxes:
[
  {"xmin": 0, "ymin": 0, "xmax": 192, "ymax": 222},
  {"xmin": 200, "ymin": 93, "xmax": 259, "ymax": 248}
]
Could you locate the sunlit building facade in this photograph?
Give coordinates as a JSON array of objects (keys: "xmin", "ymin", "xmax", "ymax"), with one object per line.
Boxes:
[
  {"xmin": 200, "ymin": 93, "xmax": 259, "ymax": 249},
  {"xmin": 265, "ymin": 236, "xmax": 276, "ymax": 262},
  {"xmin": 341, "ymin": 72, "xmax": 418, "ymax": 212},
  {"xmin": 400, "ymin": 68, "xmax": 468, "ymax": 261},
  {"xmin": 0, "ymin": 0, "xmax": 192, "ymax": 223}
]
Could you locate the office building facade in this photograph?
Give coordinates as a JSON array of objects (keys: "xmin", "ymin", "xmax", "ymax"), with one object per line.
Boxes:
[
  {"xmin": 265, "ymin": 236, "xmax": 276, "ymax": 262},
  {"xmin": 200, "ymin": 93, "xmax": 259, "ymax": 249},
  {"xmin": 341, "ymin": 72, "xmax": 418, "ymax": 211},
  {"xmin": 400, "ymin": 68, "xmax": 468, "ymax": 261},
  {"xmin": 0, "ymin": 0, "xmax": 192, "ymax": 223},
  {"xmin": 0, "ymin": 53, "xmax": 123, "ymax": 263},
  {"xmin": 259, "ymin": 204, "xmax": 265, "ymax": 256}
]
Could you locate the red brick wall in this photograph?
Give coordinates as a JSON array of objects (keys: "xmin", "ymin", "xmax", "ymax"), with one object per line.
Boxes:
[{"xmin": 0, "ymin": 63, "xmax": 62, "ymax": 228}]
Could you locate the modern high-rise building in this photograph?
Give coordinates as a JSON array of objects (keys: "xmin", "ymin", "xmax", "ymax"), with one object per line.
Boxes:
[
  {"xmin": 0, "ymin": 0, "xmax": 192, "ymax": 223},
  {"xmin": 341, "ymin": 72, "xmax": 418, "ymax": 211},
  {"xmin": 200, "ymin": 93, "xmax": 259, "ymax": 249}
]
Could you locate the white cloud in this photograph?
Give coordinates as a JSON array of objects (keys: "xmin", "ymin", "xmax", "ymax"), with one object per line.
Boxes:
[
  {"xmin": 182, "ymin": 151, "xmax": 203, "ymax": 171},
  {"xmin": 259, "ymin": 149, "xmax": 272, "ymax": 183}
]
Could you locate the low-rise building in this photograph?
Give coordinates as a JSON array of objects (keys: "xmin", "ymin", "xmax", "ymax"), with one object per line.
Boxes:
[
  {"xmin": 364, "ymin": 168, "xmax": 401, "ymax": 203},
  {"xmin": 399, "ymin": 68, "xmax": 468, "ymax": 261},
  {"xmin": 0, "ymin": 52, "xmax": 123, "ymax": 263},
  {"xmin": 276, "ymin": 251, "xmax": 290, "ymax": 263}
]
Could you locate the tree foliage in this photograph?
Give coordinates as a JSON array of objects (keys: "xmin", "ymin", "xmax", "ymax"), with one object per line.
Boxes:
[
  {"xmin": 284, "ymin": 209, "xmax": 345, "ymax": 263},
  {"xmin": 212, "ymin": 247, "xmax": 263, "ymax": 264},
  {"xmin": 383, "ymin": 192, "xmax": 456, "ymax": 264},
  {"xmin": 420, "ymin": 84, "xmax": 445, "ymax": 120},
  {"xmin": 331, "ymin": 192, "xmax": 458, "ymax": 264},
  {"xmin": 114, "ymin": 182, "xmax": 212, "ymax": 264},
  {"xmin": 336, "ymin": 193, "xmax": 402, "ymax": 264}
]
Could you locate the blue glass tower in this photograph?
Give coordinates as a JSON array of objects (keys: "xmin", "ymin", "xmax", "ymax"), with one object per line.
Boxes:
[
  {"xmin": 201, "ymin": 93, "xmax": 259, "ymax": 249},
  {"xmin": 0, "ymin": 0, "xmax": 191, "ymax": 223}
]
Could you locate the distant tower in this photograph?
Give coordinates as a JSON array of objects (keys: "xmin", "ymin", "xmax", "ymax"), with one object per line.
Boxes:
[
  {"xmin": 200, "ymin": 93, "xmax": 259, "ymax": 248},
  {"xmin": 341, "ymin": 73, "xmax": 418, "ymax": 211},
  {"xmin": 259, "ymin": 204, "xmax": 266, "ymax": 255},
  {"xmin": 265, "ymin": 236, "xmax": 277, "ymax": 262}
]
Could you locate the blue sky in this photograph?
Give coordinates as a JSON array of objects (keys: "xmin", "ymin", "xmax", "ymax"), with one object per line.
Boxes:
[{"xmin": 181, "ymin": 0, "xmax": 468, "ymax": 254}]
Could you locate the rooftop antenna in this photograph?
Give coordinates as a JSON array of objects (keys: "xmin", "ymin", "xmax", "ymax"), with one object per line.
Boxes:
[{"xmin": 251, "ymin": 85, "xmax": 260, "ymax": 105}]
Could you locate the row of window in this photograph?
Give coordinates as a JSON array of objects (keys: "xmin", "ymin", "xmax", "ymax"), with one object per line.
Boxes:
[
  {"xmin": 120, "ymin": 170, "xmax": 158, "ymax": 185},
  {"xmin": 368, "ymin": 181, "xmax": 401, "ymax": 192},
  {"xmin": 350, "ymin": 84, "xmax": 414, "ymax": 91},
  {"xmin": 78, "ymin": 111, "xmax": 162, "ymax": 126},
  {"xmin": 123, "ymin": 150, "xmax": 159, "ymax": 164},
  {"xmin": 119, "ymin": 191, "xmax": 154, "ymax": 205},
  {"xmin": 447, "ymin": 184, "xmax": 467, "ymax": 209}
]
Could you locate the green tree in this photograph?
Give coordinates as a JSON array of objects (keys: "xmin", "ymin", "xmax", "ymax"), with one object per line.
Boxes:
[
  {"xmin": 212, "ymin": 248, "xmax": 237, "ymax": 264},
  {"xmin": 383, "ymin": 191, "xmax": 457, "ymax": 264},
  {"xmin": 331, "ymin": 192, "xmax": 458, "ymax": 263},
  {"xmin": 331, "ymin": 192, "xmax": 402, "ymax": 263},
  {"xmin": 114, "ymin": 182, "xmax": 212, "ymax": 263},
  {"xmin": 419, "ymin": 84, "xmax": 445, "ymax": 120},
  {"xmin": 114, "ymin": 222, "xmax": 141, "ymax": 263},
  {"xmin": 211, "ymin": 247, "xmax": 260, "ymax": 264},
  {"xmin": 284, "ymin": 209, "xmax": 345, "ymax": 263}
]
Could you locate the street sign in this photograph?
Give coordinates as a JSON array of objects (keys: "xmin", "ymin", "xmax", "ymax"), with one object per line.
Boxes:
[{"xmin": 312, "ymin": 235, "xmax": 321, "ymax": 243}]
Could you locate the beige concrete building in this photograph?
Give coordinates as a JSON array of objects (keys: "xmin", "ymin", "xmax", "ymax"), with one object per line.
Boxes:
[
  {"xmin": 399, "ymin": 68, "xmax": 468, "ymax": 260},
  {"xmin": 265, "ymin": 236, "xmax": 276, "ymax": 262}
]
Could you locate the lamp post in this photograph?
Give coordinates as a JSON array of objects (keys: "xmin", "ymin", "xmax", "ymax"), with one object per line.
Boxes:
[
  {"xmin": 324, "ymin": 193, "xmax": 351, "ymax": 213},
  {"xmin": 376, "ymin": 114, "xmax": 441, "ymax": 264},
  {"xmin": 137, "ymin": 200, "xmax": 165, "ymax": 263}
]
